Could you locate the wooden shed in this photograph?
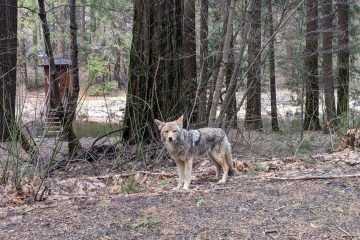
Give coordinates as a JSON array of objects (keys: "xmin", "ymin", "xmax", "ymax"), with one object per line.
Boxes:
[
  {"xmin": 39, "ymin": 58, "xmax": 72, "ymax": 137},
  {"xmin": 39, "ymin": 58, "xmax": 72, "ymax": 101}
]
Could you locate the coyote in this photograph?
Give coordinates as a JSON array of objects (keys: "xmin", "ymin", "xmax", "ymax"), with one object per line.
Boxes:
[{"xmin": 155, "ymin": 115, "xmax": 234, "ymax": 190}]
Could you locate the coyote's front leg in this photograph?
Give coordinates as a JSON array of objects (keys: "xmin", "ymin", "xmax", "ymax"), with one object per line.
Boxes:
[
  {"xmin": 183, "ymin": 158, "xmax": 193, "ymax": 190},
  {"xmin": 175, "ymin": 159, "xmax": 185, "ymax": 190}
]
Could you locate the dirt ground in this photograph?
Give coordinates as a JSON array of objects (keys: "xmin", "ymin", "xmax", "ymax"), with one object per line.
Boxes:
[
  {"xmin": 1, "ymin": 130, "xmax": 360, "ymax": 240},
  {"xmin": 1, "ymin": 160, "xmax": 360, "ymax": 240}
]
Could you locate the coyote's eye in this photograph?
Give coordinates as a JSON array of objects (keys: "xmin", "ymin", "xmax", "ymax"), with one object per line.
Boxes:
[
  {"xmin": 165, "ymin": 130, "xmax": 169, "ymax": 133},
  {"xmin": 173, "ymin": 130, "xmax": 177, "ymax": 133}
]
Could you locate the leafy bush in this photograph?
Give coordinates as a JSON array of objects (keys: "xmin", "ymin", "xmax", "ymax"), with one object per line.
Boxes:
[
  {"xmin": 87, "ymin": 57, "xmax": 109, "ymax": 83},
  {"xmin": 87, "ymin": 82, "xmax": 118, "ymax": 96}
]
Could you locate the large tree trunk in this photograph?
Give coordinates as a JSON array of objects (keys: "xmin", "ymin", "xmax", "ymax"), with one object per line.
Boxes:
[
  {"xmin": 303, "ymin": 0, "xmax": 321, "ymax": 130},
  {"xmin": 66, "ymin": 0, "xmax": 82, "ymax": 155},
  {"xmin": 208, "ymin": 0, "xmax": 235, "ymax": 127},
  {"xmin": 322, "ymin": 0, "xmax": 336, "ymax": 130},
  {"xmin": 182, "ymin": 0, "xmax": 197, "ymax": 126},
  {"xmin": 197, "ymin": 0, "xmax": 209, "ymax": 127},
  {"xmin": 267, "ymin": 0, "xmax": 279, "ymax": 131},
  {"xmin": 244, "ymin": 0, "xmax": 263, "ymax": 130},
  {"xmin": 0, "ymin": 0, "xmax": 17, "ymax": 141},
  {"xmin": 123, "ymin": 0, "xmax": 184, "ymax": 142},
  {"xmin": 336, "ymin": 0, "xmax": 349, "ymax": 121}
]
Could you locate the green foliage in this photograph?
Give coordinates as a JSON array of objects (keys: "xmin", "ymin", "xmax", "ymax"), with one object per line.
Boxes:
[
  {"xmin": 131, "ymin": 218, "xmax": 160, "ymax": 231},
  {"xmin": 87, "ymin": 57, "xmax": 109, "ymax": 81},
  {"xmin": 301, "ymin": 155, "xmax": 316, "ymax": 168},
  {"xmin": 85, "ymin": 57, "xmax": 118, "ymax": 96},
  {"xmin": 87, "ymin": 81, "xmax": 118, "ymax": 96},
  {"xmin": 98, "ymin": 199, "xmax": 112, "ymax": 208},
  {"xmin": 252, "ymin": 162, "xmax": 266, "ymax": 172},
  {"xmin": 122, "ymin": 175, "xmax": 140, "ymax": 193}
]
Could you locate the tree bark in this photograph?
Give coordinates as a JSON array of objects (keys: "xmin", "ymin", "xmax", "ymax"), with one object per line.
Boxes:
[
  {"xmin": 182, "ymin": 0, "xmax": 197, "ymax": 126},
  {"xmin": 58, "ymin": 5, "xmax": 66, "ymax": 58},
  {"xmin": 0, "ymin": 0, "xmax": 17, "ymax": 141},
  {"xmin": 303, "ymin": 0, "xmax": 321, "ymax": 130},
  {"xmin": 81, "ymin": 5, "xmax": 86, "ymax": 34},
  {"xmin": 33, "ymin": 24, "xmax": 39, "ymax": 88},
  {"xmin": 197, "ymin": 0, "xmax": 209, "ymax": 127},
  {"xmin": 66, "ymin": 0, "xmax": 82, "ymax": 155},
  {"xmin": 208, "ymin": 0, "xmax": 235, "ymax": 127},
  {"xmin": 123, "ymin": 0, "xmax": 184, "ymax": 142},
  {"xmin": 322, "ymin": 0, "xmax": 336, "ymax": 130},
  {"xmin": 244, "ymin": 0, "xmax": 263, "ymax": 130},
  {"xmin": 336, "ymin": 0, "xmax": 349, "ymax": 122},
  {"xmin": 206, "ymin": 0, "xmax": 230, "ymax": 124},
  {"xmin": 113, "ymin": 33, "xmax": 127, "ymax": 91},
  {"xmin": 224, "ymin": 41, "xmax": 237, "ymax": 128},
  {"xmin": 267, "ymin": 0, "xmax": 279, "ymax": 131},
  {"xmin": 38, "ymin": 0, "xmax": 62, "ymax": 108},
  {"xmin": 21, "ymin": 38, "xmax": 29, "ymax": 88},
  {"xmin": 217, "ymin": 0, "xmax": 254, "ymax": 127}
]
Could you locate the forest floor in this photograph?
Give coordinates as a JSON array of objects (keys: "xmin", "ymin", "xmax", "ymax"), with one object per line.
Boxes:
[{"xmin": 1, "ymin": 131, "xmax": 360, "ymax": 240}]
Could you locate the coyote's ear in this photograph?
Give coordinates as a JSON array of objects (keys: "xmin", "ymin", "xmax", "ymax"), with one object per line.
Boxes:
[
  {"xmin": 154, "ymin": 119, "xmax": 165, "ymax": 130},
  {"xmin": 175, "ymin": 115, "xmax": 184, "ymax": 127}
]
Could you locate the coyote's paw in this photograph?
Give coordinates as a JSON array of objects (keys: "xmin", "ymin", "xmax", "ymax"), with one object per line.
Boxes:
[{"xmin": 217, "ymin": 179, "xmax": 226, "ymax": 184}]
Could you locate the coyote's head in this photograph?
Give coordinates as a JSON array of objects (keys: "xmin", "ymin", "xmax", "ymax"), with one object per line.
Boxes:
[{"xmin": 154, "ymin": 115, "xmax": 184, "ymax": 144}]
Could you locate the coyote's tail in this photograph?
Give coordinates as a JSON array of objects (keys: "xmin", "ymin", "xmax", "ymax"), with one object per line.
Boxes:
[{"xmin": 224, "ymin": 137, "xmax": 234, "ymax": 175}]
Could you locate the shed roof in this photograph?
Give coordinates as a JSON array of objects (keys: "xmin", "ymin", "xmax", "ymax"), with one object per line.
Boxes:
[{"xmin": 39, "ymin": 58, "xmax": 71, "ymax": 66}]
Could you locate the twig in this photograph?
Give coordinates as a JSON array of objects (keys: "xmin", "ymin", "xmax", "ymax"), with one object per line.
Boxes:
[
  {"xmin": 76, "ymin": 171, "xmax": 176, "ymax": 181},
  {"xmin": 267, "ymin": 173, "xmax": 360, "ymax": 181},
  {"xmin": 138, "ymin": 171, "xmax": 176, "ymax": 177},
  {"xmin": 337, "ymin": 226, "xmax": 351, "ymax": 236},
  {"xmin": 21, "ymin": 205, "xmax": 53, "ymax": 215}
]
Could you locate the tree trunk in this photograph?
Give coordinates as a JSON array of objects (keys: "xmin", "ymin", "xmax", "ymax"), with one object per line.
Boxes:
[
  {"xmin": 206, "ymin": 0, "xmax": 230, "ymax": 124},
  {"xmin": 267, "ymin": 0, "xmax": 279, "ymax": 131},
  {"xmin": 224, "ymin": 42, "xmax": 237, "ymax": 128},
  {"xmin": 208, "ymin": 0, "xmax": 235, "ymax": 127},
  {"xmin": 66, "ymin": 0, "xmax": 82, "ymax": 155},
  {"xmin": 81, "ymin": 5, "xmax": 86, "ymax": 34},
  {"xmin": 58, "ymin": 5, "xmax": 66, "ymax": 57},
  {"xmin": 0, "ymin": 0, "xmax": 17, "ymax": 141},
  {"xmin": 217, "ymin": 0, "xmax": 254, "ymax": 127},
  {"xmin": 303, "ymin": 0, "xmax": 321, "ymax": 130},
  {"xmin": 322, "ymin": 0, "xmax": 336, "ymax": 130},
  {"xmin": 33, "ymin": 24, "xmax": 39, "ymax": 88},
  {"xmin": 336, "ymin": 0, "xmax": 349, "ymax": 122},
  {"xmin": 21, "ymin": 38, "xmax": 29, "ymax": 88},
  {"xmin": 244, "ymin": 0, "xmax": 263, "ymax": 130},
  {"xmin": 284, "ymin": 19, "xmax": 295, "ymax": 80},
  {"xmin": 38, "ymin": 0, "xmax": 62, "ymax": 108},
  {"xmin": 113, "ymin": 34, "xmax": 128, "ymax": 91},
  {"xmin": 197, "ymin": 0, "xmax": 209, "ymax": 127},
  {"xmin": 182, "ymin": 0, "xmax": 197, "ymax": 126},
  {"xmin": 123, "ymin": 0, "xmax": 184, "ymax": 143}
]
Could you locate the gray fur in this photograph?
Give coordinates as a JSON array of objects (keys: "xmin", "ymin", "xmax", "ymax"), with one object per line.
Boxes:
[{"xmin": 155, "ymin": 116, "xmax": 234, "ymax": 190}]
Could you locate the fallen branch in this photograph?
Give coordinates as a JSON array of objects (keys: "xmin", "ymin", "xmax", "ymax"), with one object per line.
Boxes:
[
  {"xmin": 267, "ymin": 173, "xmax": 360, "ymax": 181},
  {"xmin": 76, "ymin": 171, "xmax": 176, "ymax": 182},
  {"xmin": 91, "ymin": 128, "xmax": 126, "ymax": 147}
]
